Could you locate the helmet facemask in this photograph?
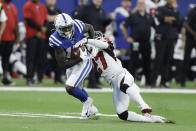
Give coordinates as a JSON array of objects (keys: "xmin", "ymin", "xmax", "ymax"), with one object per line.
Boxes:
[{"xmin": 58, "ymin": 23, "xmax": 74, "ymax": 40}]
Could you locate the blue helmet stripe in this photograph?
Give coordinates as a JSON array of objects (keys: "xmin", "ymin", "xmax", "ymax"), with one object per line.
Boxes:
[{"xmin": 61, "ymin": 14, "xmax": 66, "ymax": 23}]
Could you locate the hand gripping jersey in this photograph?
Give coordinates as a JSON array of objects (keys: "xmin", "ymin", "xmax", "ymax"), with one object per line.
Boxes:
[{"xmin": 49, "ymin": 19, "xmax": 85, "ymax": 59}]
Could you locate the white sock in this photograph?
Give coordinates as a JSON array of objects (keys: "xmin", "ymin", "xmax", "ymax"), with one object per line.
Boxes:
[
  {"xmin": 127, "ymin": 111, "xmax": 153, "ymax": 122},
  {"xmin": 126, "ymin": 83, "xmax": 150, "ymax": 109}
]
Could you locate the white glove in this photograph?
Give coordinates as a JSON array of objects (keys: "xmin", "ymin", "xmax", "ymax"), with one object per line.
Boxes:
[
  {"xmin": 145, "ymin": 114, "xmax": 165, "ymax": 123},
  {"xmin": 79, "ymin": 47, "xmax": 91, "ymax": 61},
  {"xmin": 74, "ymin": 38, "xmax": 88, "ymax": 48},
  {"xmin": 86, "ymin": 45, "xmax": 99, "ymax": 58}
]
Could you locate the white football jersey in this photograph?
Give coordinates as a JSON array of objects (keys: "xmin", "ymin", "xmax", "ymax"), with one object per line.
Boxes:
[
  {"xmin": 92, "ymin": 50, "xmax": 125, "ymax": 84},
  {"xmin": 145, "ymin": 0, "xmax": 166, "ymax": 16}
]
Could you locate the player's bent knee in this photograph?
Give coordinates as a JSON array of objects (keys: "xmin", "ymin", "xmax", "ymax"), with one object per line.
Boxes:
[
  {"xmin": 117, "ymin": 110, "xmax": 128, "ymax": 120},
  {"xmin": 65, "ymin": 85, "xmax": 75, "ymax": 94},
  {"xmin": 120, "ymin": 83, "xmax": 129, "ymax": 94}
]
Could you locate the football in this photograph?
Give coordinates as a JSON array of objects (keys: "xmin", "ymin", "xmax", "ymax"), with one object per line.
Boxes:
[{"xmin": 71, "ymin": 46, "xmax": 86, "ymax": 59}]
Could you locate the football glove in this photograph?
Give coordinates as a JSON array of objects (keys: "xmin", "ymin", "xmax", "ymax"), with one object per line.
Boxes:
[
  {"xmin": 74, "ymin": 38, "xmax": 88, "ymax": 48},
  {"xmin": 79, "ymin": 47, "xmax": 91, "ymax": 61}
]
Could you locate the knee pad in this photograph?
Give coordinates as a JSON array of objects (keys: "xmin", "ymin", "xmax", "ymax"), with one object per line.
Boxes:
[
  {"xmin": 65, "ymin": 85, "xmax": 75, "ymax": 94},
  {"xmin": 120, "ymin": 77, "xmax": 129, "ymax": 94},
  {"xmin": 117, "ymin": 110, "xmax": 128, "ymax": 120}
]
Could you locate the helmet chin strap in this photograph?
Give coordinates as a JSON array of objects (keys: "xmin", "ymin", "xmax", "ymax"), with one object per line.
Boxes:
[
  {"xmin": 59, "ymin": 29, "xmax": 74, "ymax": 40},
  {"xmin": 67, "ymin": 27, "xmax": 74, "ymax": 40}
]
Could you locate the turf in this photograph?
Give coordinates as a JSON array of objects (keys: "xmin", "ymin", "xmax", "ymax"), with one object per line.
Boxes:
[
  {"xmin": 0, "ymin": 78, "xmax": 195, "ymax": 89},
  {"xmin": 0, "ymin": 91, "xmax": 196, "ymax": 131}
]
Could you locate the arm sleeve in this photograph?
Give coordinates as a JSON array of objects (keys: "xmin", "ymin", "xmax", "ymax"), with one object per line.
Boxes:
[
  {"xmin": 25, "ymin": 18, "xmax": 41, "ymax": 31},
  {"xmin": 43, "ymin": 7, "xmax": 48, "ymax": 27},
  {"xmin": 173, "ymin": 12, "xmax": 184, "ymax": 30},
  {"xmin": 87, "ymin": 39, "xmax": 109, "ymax": 49},
  {"xmin": 44, "ymin": 6, "xmax": 48, "ymax": 21},
  {"xmin": 124, "ymin": 14, "xmax": 132, "ymax": 28},
  {"xmin": 49, "ymin": 34, "xmax": 62, "ymax": 48},
  {"xmin": 0, "ymin": 9, "xmax": 7, "ymax": 22},
  {"xmin": 44, "ymin": 20, "xmax": 49, "ymax": 27},
  {"xmin": 186, "ymin": 8, "xmax": 193, "ymax": 23},
  {"xmin": 156, "ymin": 7, "xmax": 165, "ymax": 24},
  {"xmin": 23, "ymin": 4, "xmax": 42, "ymax": 30}
]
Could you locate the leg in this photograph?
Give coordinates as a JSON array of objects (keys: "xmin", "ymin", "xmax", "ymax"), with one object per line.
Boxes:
[
  {"xmin": 65, "ymin": 59, "xmax": 92, "ymax": 102},
  {"xmin": 180, "ymin": 36, "xmax": 194, "ymax": 86},
  {"xmin": 161, "ymin": 39, "xmax": 175, "ymax": 86},
  {"xmin": 113, "ymin": 75, "xmax": 153, "ymax": 122},
  {"xmin": 36, "ymin": 38, "xmax": 47, "ymax": 83},
  {"xmin": 151, "ymin": 39, "xmax": 166, "ymax": 87},
  {"xmin": 128, "ymin": 45, "xmax": 140, "ymax": 77},
  {"xmin": 1, "ymin": 41, "xmax": 15, "ymax": 85},
  {"xmin": 65, "ymin": 59, "xmax": 97, "ymax": 118},
  {"xmin": 140, "ymin": 41, "xmax": 151, "ymax": 85},
  {"xmin": 119, "ymin": 70, "xmax": 151, "ymax": 110},
  {"xmin": 48, "ymin": 46, "xmax": 62, "ymax": 83},
  {"xmin": 1, "ymin": 42, "xmax": 14, "ymax": 79},
  {"xmin": 26, "ymin": 38, "xmax": 37, "ymax": 83}
]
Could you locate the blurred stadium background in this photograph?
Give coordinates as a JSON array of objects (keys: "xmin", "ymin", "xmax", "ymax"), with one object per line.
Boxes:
[
  {"xmin": 0, "ymin": 0, "xmax": 196, "ymax": 131},
  {"xmin": 0, "ymin": 0, "xmax": 195, "ymax": 87}
]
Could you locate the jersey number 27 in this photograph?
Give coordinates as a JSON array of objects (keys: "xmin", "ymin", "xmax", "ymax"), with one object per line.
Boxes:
[{"xmin": 92, "ymin": 51, "xmax": 107, "ymax": 75}]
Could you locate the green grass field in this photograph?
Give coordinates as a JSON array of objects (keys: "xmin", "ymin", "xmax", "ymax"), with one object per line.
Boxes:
[
  {"xmin": 0, "ymin": 91, "xmax": 196, "ymax": 131},
  {"xmin": 0, "ymin": 78, "xmax": 196, "ymax": 89}
]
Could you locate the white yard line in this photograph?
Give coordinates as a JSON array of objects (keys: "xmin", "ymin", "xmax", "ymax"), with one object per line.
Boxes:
[
  {"xmin": 0, "ymin": 87, "xmax": 196, "ymax": 94},
  {"xmin": 0, "ymin": 112, "xmax": 117, "ymax": 119},
  {"xmin": 62, "ymin": 112, "xmax": 117, "ymax": 117}
]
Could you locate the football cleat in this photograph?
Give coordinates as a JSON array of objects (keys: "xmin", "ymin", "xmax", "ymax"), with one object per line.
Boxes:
[
  {"xmin": 81, "ymin": 97, "xmax": 98, "ymax": 119},
  {"xmin": 84, "ymin": 105, "xmax": 98, "ymax": 119},
  {"xmin": 81, "ymin": 97, "xmax": 93, "ymax": 119}
]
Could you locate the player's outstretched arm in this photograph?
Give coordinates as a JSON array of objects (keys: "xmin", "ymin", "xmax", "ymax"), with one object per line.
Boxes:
[
  {"xmin": 84, "ymin": 24, "xmax": 94, "ymax": 39},
  {"xmin": 87, "ymin": 39, "xmax": 109, "ymax": 49},
  {"xmin": 54, "ymin": 48, "xmax": 82, "ymax": 70}
]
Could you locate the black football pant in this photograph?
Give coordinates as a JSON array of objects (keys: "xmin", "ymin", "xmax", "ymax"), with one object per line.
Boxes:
[
  {"xmin": 180, "ymin": 35, "xmax": 196, "ymax": 84},
  {"xmin": 0, "ymin": 41, "xmax": 14, "ymax": 73},
  {"xmin": 26, "ymin": 37, "xmax": 46, "ymax": 82},
  {"xmin": 47, "ymin": 44, "xmax": 62, "ymax": 82},
  {"xmin": 151, "ymin": 38, "xmax": 175, "ymax": 86},
  {"xmin": 128, "ymin": 40, "xmax": 151, "ymax": 85}
]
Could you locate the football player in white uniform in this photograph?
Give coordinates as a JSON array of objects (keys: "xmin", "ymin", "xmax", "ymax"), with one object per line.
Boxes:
[{"xmin": 77, "ymin": 32, "xmax": 167, "ymax": 123}]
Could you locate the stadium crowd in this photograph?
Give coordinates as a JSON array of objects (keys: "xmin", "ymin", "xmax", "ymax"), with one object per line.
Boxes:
[{"xmin": 0, "ymin": 0, "xmax": 195, "ymax": 88}]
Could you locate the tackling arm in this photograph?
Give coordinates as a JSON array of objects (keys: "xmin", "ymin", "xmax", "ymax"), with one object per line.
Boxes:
[
  {"xmin": 54, "ymin": 48, "xmax": 82, "ymax": 70},
  {"xmin": 87, "ymin": 39, "xmax": 109, "ymax": 49},
  {"xmin": 84, "ymin": 24, "xmax": 94, "ymax": 39}
]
